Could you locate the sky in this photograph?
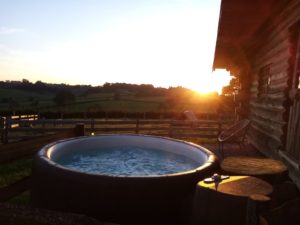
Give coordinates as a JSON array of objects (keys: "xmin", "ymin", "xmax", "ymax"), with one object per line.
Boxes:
[{"xmin": 0, "ymin": 0, "xmax": 231, "ymax": 93}]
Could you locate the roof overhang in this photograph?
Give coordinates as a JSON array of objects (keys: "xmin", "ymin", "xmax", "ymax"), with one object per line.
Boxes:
[{"xmin": 213, "ymin": 0, "xmax": 283, "ymax": 75}]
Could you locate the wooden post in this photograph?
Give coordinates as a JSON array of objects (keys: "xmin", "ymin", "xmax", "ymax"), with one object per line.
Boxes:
[
  {"xmin": 169, "ymin": 121, "xmax": 173, "ymax": 138},
  {"xmin": 218, "ymin": 121, "xmax": 222, "ymax": 136},
  {"xmin": 246, "ymin": 194, "xmax": 270, "ymax": 225},
  {"xmin": 74, "ymin": 123, "xmax": 85, "ymax": 137},
  {"xmin": 91, "ymin": 118, "xmax": 95, "ymax": 132},
  {"xmin": 135, "ymin": 119, "xmax": 139, "ymax": 134},
  {"xmin": 2, "ymin": 117, "xmax": 9, "ymax": 144},
  {"xmin": 42, "ymin": 118, "xmax": 45, "ymax": 132},
  {"xmin": 0, "ymin": 117, "xmax": 5, "ymax": 144}
]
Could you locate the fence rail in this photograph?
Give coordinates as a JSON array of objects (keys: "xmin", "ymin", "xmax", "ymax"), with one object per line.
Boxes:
[{"xmin": 1, "ymin": 117, "xmax": 234, "ymax": 143}]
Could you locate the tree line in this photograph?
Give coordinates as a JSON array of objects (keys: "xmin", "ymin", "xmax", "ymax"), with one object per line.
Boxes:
[
  {"xmin": 0, "ymin": 79, "xmax": 240, "ymax": 117},
  {"xmin": 0, "ymin": 79, "xmax": 220, "ymax": 101}
]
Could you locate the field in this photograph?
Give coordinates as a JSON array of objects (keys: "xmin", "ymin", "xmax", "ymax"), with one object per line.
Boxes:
[
  {"xmin": 0, "ymin": 88, "xmax": 220, "ymax": 114},
  {"xmin": 0, "ymin": 157, "xmax": 32, "ymax": 204}
]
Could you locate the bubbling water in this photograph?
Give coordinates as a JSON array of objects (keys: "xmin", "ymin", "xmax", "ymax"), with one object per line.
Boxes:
[{"xmin": 56, "ymin": 146, "xmax": 200, "ymax": 176}]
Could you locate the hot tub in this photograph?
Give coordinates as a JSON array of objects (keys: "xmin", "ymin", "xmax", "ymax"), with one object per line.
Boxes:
[{"xmin": 31, "ymin": 135, "xmax": 217, "ymax": 225}]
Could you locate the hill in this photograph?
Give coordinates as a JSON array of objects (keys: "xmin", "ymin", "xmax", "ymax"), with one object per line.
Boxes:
[{"xmin": 0, "ymin": 80, "xmax": 221, "ymax": 117}]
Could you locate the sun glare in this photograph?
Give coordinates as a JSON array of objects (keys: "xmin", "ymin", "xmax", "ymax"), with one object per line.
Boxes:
[
  {"xmin": 0, "ymin": 1, "xmax": 223, "ymax": 92},
  {"xmin": 189, "ymin": 69, "xmax": 232, "ymax": 95}
]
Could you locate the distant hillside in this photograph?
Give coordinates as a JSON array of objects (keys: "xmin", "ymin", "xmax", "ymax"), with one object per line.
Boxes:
[
  {"xmin": 0, "ymin": 80, "xmax": 168, "ymax": 97},
  {"xmin": 0, "ymin": 80, "xmax": 222, "ymax": 117}
]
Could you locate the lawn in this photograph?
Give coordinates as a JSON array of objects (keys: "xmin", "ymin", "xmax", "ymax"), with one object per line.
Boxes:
[
  {"xmin": 0, "ymin": 157, "xmax": 33, "ymax": 204},
  {"xmin": 0, "ymin": 157, "xmax": 32, "ymax": 188},
  {"xmin": 0, "ymin": 88, "xmax": 219, "ymax": 114}
]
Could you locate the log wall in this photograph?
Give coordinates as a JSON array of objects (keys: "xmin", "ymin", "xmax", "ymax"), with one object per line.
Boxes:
[{"xmin": 246, "ymin": 0, "xmax": 300, "ymax": 160}]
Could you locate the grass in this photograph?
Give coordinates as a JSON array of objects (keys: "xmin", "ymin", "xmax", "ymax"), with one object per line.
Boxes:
[
  {"xmin": 7, "ymin": 191, "xmax": 30, "ymax": 205},
  {"xmin": 0, "ymin": 88, "xmax": 52, "ymax": 102},
  {"xmin": 0, "ymin": 157, "xmax": 33, "ymax": 204},
  {"xmin": 0, "ymin": 88, "xmax": 219, "ymax": 114},
  {"xmin": 0, "ymin": 157, "xmax": 33, "ymax": 188}
]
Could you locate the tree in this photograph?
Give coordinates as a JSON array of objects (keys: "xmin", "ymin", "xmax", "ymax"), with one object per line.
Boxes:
[
  {"xmin": 22, "ymin": 78, "xmax": 30, "ymax": 83},
  {"xmin": 221, "ymin": 77, "xmax": 240, "ymax": 96},
  {"xmin": 220, "ymin": 77, "xmax": 241, "ymax": 114}
]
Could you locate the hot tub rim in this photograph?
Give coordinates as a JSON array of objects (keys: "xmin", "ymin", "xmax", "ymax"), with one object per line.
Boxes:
[{"xmin": 36, "ymin": 134, "xmax": 218, "ymax": 179}]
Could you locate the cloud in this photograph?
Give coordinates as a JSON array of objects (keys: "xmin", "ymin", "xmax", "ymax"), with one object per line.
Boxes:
[{"xmin": 0, "ymin": 26, "xmax": 25, "ymax": 35}]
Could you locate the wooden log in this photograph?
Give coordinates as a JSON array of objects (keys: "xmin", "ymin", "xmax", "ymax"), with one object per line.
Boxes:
[
  {"xmin": 249, "ymin": 122, "xmax": 283, "ymax": 146},
  {"xmin": 192, "ymin": 176, "xmax": 273, "ymax": 225},
  {"xmin": 249, "ymin": 102, "xmax": 285, "ymax": 112},
  {"xmin": 251, "ymin": 106, "xmax": 285, "ymax": 121},
  {"xmin": 221, "ymin": 156, "xmax": 288, "ymax": 183},
  {"xmin": 135, "ymin": 119, "xmax": 139, "ymax": 134},
  {"xmin": 246, "ymin": 194, "xmax": 271, "ymax": 225},
  {"xmin": 74, "ymin": 123, "xmax": 85, "ymax": 137},
  {"xmin": 251, "ymin": 114, "xmax": 285, "ymax": 129}
]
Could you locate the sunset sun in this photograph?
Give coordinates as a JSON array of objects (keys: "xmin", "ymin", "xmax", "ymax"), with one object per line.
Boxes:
[{"xmin": 188, "ymin": 69, "xmax": 232, "ymax": 95}]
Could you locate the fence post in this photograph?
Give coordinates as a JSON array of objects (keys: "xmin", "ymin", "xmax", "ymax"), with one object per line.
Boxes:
[
  {"xmin": 74, "ymin": 123, "xmax": 85, "ymax": 137},
  {"xmin": 135, "ymin": 119, "xmax": 139, "ymax": 134},
  {"xmin": 91, "ymin": 118, "xmax": 95, "ymax": 132},
  {"xmin": 2, "ymin": 117, "xmax": 9, "ymax": 144},
  {"xmin": 168, "ymin": 121, "xmax": 173, "ymax": 138},
  {"xmin": 0, "ymin": 117, "xmax": 6, "ymax": 144},
  {"xmin": 42, "ymin": 118, "xmax": 45, "ymax": 130},
  {"xmin": 218, "ymin": 121, "xmax": 222, "ymax": 136}
]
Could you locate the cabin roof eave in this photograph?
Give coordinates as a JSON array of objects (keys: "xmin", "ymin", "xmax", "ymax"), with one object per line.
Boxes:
[{"xmin": 213, "ymin": 0, "xmax": 289, "ymax": 75}]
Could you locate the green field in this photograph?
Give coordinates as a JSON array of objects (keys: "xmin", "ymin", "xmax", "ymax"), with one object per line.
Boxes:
[{"xmin": 0, "ymin": 88, "xmax": 219, "ymax": 114}]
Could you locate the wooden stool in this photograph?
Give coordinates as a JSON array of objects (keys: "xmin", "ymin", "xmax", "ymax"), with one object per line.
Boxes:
[
  {"xmin": 192, "ymin": 176, "xmax": 273, "ymax": 225},
  {"xmin": 246, "ymin": 194, "xmax": 271, "ymax": 225},
  {"xmin": 221, "ymin": 156, "xmax": 288, "ymax": 183}
]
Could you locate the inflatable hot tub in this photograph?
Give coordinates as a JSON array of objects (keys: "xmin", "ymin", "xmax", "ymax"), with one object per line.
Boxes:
[{"xmin": 31, "ymin": 135, "xmax": 217, "ymax": 225}]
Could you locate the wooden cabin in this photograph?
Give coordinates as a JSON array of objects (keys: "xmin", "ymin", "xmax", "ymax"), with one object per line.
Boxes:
[{"xmin": 213, "ymin": 0, "xmax": 300, "ymax": 187}]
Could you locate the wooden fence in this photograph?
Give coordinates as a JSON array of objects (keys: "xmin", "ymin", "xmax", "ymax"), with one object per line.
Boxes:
[
  {"xmin": 1, "ymin": 117, "xmax": 234, "ymax": 144},
  {"xmin": 1, "ymin": 114, "xmax": 38, "ymax": 143},
  {"xmin": 0, "ymin": 116, "xmax": 234, "ymax": 202},
  {"xmin": 0, "ymin": 125, "xmax": 81, "ymax": 202},
  {"xmin": 1, "ymin": 114, "xmax": 38, "ymax": 127}
]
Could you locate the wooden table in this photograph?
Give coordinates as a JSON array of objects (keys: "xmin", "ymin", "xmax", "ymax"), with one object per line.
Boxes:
[
  {"xmin": 199, "ymin": 176, "xmax": 273, "ymax": 197},
  {"xmin": 192, "ymin": 176, "xmax": 273, "ymax": 225},
  {"xmin": 221, "ymin": 156, "xmax": 288, "ymax": 183}
]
